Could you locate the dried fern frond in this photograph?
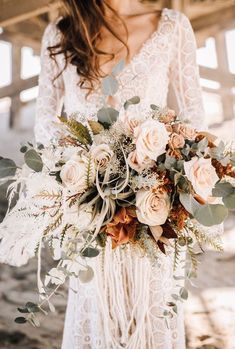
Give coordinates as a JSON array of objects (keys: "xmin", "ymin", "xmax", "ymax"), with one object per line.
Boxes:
[
  {"xmin": 34, "ymin": 190, "xmax": 62, "ymax": 201},
  {"xmin": 43, "ymin": 213, "xmax": 63, "ymax": 237},
  {"xmin": 187, "ymin": 244, "xmax": 198, "ymax": 274},
  {"xmin": 60, "ymin": 224, "xmax": 72, "ymax": 247},
  {"xmin": 85, "ymin": 155, "xmax": 95, "ymax": 188},
  {"xmin": 173, "ymin": 240, "xmax": 181, "ymax": 272},
  {"xmin": 192, "ymin": 227, "xmax": 223, "ymax": 252}
]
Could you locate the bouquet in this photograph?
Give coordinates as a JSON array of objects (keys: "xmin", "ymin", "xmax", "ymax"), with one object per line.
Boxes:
[{"xmin": 0, "ymin": 94, "xmax": 235, "ymax": 326}]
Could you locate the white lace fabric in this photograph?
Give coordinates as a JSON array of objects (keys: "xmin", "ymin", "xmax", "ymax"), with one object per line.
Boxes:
[{"xmin": 1, "ymin": 8, "xmax": 207, "ymax": 349}]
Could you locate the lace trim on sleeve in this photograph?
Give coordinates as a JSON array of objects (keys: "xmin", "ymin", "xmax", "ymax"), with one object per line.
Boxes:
[
  {"xmin": 169, "ymin": 12, "xmax": 206, "ymax": 130},
  {"xmin": 34, "ymin": 22, "xmax": 65, "ymax": 145}
]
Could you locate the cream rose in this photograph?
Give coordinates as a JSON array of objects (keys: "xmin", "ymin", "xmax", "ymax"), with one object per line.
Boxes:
[
  {"xmin": 136, "ymin": 188, "xmax": 170, "ymax": 226},
  {"xmin": 160, "ymin": 109, "xmax": 176, "ymax": 124},
  {"xmin": 184, "ymin": 157, "xmax": 219, "ymax": 201},
  {"xmin": 91, "ymin": 144, "xmax": 113, "ymax": 172},
  {"xmin": 135, "ymin": 119, "xmax": 169, "ymax": 162},
  {"xmin": 128, "ymin": 150, "xmax": 154, "ymax": 173},
  {"xmin": 119, "ymin": 109, "xmax": 141, "ymax": 135},
  {"xmin": 169, "ymin": 133, "xmax": 185, "ymax": 149},
  {"xmin": 174, "ymin": 123, "xmax": 196, "ymax": 140},
  {"xmin": 60, "ymin": 154, "xmax": 95, "ymax": 194}
]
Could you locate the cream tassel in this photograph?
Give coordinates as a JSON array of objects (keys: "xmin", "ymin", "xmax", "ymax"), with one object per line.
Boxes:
[{"xmin": 93, "ymin": 239, "xmax": 156, "ymax": 349}]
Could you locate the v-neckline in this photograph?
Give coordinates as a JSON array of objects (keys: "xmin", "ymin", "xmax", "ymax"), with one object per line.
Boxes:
[{"xmin": 115, "ymin": 7, "xmax": 167, "ymax": 77}]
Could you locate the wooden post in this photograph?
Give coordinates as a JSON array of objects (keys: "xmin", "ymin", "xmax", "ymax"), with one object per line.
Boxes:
[
  {"xmin": 215, "ymin": 31, "xmax": 234, "ymax": 121},
  {"xmin": 9, "ymin": 43, "xmax": 21, "ymax": 128}
]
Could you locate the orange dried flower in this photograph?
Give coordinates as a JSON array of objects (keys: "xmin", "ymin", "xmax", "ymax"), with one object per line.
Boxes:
[
  {"xmin": 170, "ymin": 204, "xmax": 189, "ymax": 230},
  {"xmin": 212, "ymin": 159, "xmax": 235, "ymax": 179},
  {"xmin": 105, "ymin": 207, "xmax": 138, "ymax": 249}
]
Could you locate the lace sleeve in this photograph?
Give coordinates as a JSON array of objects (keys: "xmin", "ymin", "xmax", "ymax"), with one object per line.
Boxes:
[
  {"xmin": 34, "ymin": 23, "xmax": 64, "ymax": 145},
  {"xmin": 169, "ymin": 12, "xmax": 206, "ymax": 130}
]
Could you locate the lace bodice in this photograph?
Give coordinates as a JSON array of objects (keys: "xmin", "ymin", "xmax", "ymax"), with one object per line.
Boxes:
[{"xmin": 34, "ymin": 8, "xmax": 205, "ymax": 146}]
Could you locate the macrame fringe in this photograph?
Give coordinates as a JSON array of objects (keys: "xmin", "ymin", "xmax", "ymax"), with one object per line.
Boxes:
[{"xmin": 93, "ymin": 239, "xmax": 156, "ymax": 349}]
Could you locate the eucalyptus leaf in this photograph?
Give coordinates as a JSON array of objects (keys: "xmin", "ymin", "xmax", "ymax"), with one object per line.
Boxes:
[
  {"xmin": 17, "ymin": 307, "xmax": 29, "ymax": 314},
  {"xmin": 194, "ymin": 204, "xmax": 228, "ymax": 226},
  {"xmin": 20, "ymin": 145, "xmax": 28, "ymax": 153},
  {"xmin": 25, "ymin": 302, "xmax": 40, "ymax": 313},
  {"xmin": 97, "ymin": 107, "xmax": 119, "ymax": 125},
  {"xmin": 209, "ymin": 140, "xmax": 225, "ymax": 160},
  {"xmin": 24, "ymin": 149, "xmax": 43, "ymax": 172},
  {"xmin": 197, "ymin": 137, "xmax": 208, "ymax": 152},
  {"xmin": 101, "ymin": 75, "xmax": 119, "ymax": 96},
  {"xmin": 124, "ymin": 96, "xmax": 140, "ymax": 110},
  {"xmin": 150, "ymin": 104, "xmax": 158, "ymax": 110},
  {"xmin": 220, "ymin": 155, "xmax": 231, "ymax": 166},
  {"xmin": 0, "ymin": 158, "xmax": 17, "ymax": 178},
  {"xmin": 212, "ymin": 182, "xmax": 234, "ymax": 198},
  {"xmin": 15, "ymin": 317, "xmax": 27, "ymax": 324},
  {"xmin": 179, "ymin": 287, "xmax": 188, "ymax": 300},
  {"xmin": 112, "ymin": 59, "xmax": 125, "ymax": 75},
  {"xmin": 164, "ymin": 155, "xmax": 177, "ymax": 170},
  {"xmin": 230, "ymin": 155, "xmax": 235, "ymax": 165},
  {"xmin": 78, "ymin": 266, "xmax": 94, "ymax": 283},
  {"xmin": 223, "ymin": 190, "xmax": 235, "ymax": 209},
  {"xmin": 179, "ymin": 193, "xmax": 201, "ymax": 215},
  {"xmin": 81, "ymin": 247, "xmax": 100, "ymax": 258}
]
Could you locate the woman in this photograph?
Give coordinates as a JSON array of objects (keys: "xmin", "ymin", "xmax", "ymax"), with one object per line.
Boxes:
[{"xmin": 30, "ymin": 0, "xmax": 205, "ymax": 348}]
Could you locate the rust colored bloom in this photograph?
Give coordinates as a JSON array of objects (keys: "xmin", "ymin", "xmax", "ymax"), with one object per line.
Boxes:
[
  {"xmin": 105, "ymin": 207, "xmax": 138, "ymax": 249},
  {"xmin": 170, "ymin": 204, "xmax": 190, "ymax": 230}
]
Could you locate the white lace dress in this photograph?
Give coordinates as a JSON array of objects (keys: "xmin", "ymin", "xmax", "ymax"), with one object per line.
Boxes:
[{"xmin": 2, "ymin": 8, "xmax": 206, "ymax": 349}]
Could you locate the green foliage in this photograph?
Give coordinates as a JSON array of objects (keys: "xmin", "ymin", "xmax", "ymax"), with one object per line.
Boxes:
[
  {"xmin": 179, "ymin": 193, "xmax": 201, "ymax": 215},
  {"xmin": 223, "ymin": 191, "xmax": 235, "ymax": 209},
  {"xmin": 212, "ymin": 182, "xmax": 234, "ymax": 197},
  {"xmin": 180, "ymin": 193, "xmax": 228, "ymax": 226},
  {"xmin": 209, "ymin": 141, "xmax": 226, "ymax": 161},
  {"xmin": 164, "ymin": 155, "xmax": 177, "ymax": 170},
  {"xmin": 58, "ymin": 117, "xmax": 92, "ymax": 145},
  {"xmin": 81, "ymin": 247, "xmax": 100, "ymax": 258},
  {"xmin": 24, "ymin": 149, "xmax": 43, "ymax": 172},
  {"xmin": 20, "ymin": 145, "xmax": 28, "ymax": 153},
  {"xmin": 212, "ymin": 181, "xmax": 235, "ymax": 209},
  {"xmin": 78, "ymin": 266, "xmax": 94, "ymax": 283},
  {"xmin": 124, "ymin": 96, "xmax": 140, "ymax": 110},
  {"xmin": 15, "ymin": 317, "xmax": 27, "ymax": 324},
  {"xmin": 179, "ymin": 287, "xmax": 188, "ymax": 300},
  {"xmin": 96, "ymin": 233, "xmax": 107, "ymax": 248},
  {"xmin": 0, "ymin": 158, "xmax": 17, "ymax": 178},
  {"xmin": 97, "ymin": 107, "xmax": 119, "ymax": 125},
  {"xmin": 194, "ymin": 203, "xmax": 228, "ymax": 226}
]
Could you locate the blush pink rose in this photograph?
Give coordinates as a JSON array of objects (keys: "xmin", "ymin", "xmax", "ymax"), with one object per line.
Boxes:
[
  {"xmin": 136, "ymin": 188, "xmax": 170, "ymax": 226},
  {"xmin": 135, "ymin": 119, "xmax": 169, "ymax": 162},
  {"xmin": 184, "ymin": 157, "xmax": 219, "ymax": 201},
  {"xmin": 174, "ymin": 123, "xmax": 196, "ymax": 140}
]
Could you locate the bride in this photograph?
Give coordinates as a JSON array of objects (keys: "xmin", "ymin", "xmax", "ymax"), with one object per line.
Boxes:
[{"xmin": 2, "ymin": 0, "xmax": 206, "ymax": 348}]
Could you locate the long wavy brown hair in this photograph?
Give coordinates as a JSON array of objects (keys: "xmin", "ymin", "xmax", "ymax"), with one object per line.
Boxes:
[{"xmin": 48, "ymin": 0, "xmax": 131, "ymax": 92}]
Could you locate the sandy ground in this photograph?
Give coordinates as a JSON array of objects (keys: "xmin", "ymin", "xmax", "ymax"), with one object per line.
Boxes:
[{"xmin": 0, "ymin": 119, "xmax": 234, "ymax": 349}]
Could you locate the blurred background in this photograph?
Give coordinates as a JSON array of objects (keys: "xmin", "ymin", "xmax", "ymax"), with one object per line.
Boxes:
[{"xmin": 0, "ymin": 0, "xmax": 234, "ymax": 348}]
